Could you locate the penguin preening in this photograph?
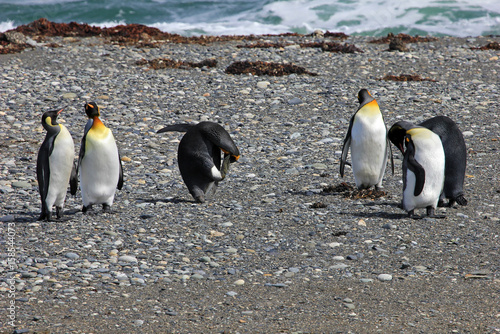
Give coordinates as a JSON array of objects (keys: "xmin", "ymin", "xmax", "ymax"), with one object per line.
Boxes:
[
  {"xmin": 388, "ymin": 116, "xmax": 467, "ymax": 207},
  {"xmin": 37, "ymin": 108, "xmax": 77, "ymax": 221},
  {"xmin": 157, "ymin": 121, "xmax": 240, "ymax": 203},
  {"xmin": 77, "ymin": 102, "xmax": 123, "ymax": 213},
  {"xmin": 402, "ymin": 127, "xmax": 445, "ymax": 218},
  {"xmin": 340, "ymin": 89, "xmax": 393, "ymax": 190}
]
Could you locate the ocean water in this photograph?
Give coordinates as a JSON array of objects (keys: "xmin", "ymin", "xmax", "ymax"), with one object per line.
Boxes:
[{"xmin": 1, "ymin": 0, "xmax": 500, "ymax": 37}]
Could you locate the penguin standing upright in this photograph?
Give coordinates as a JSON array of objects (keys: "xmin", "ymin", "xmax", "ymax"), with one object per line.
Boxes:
[
  {"xmin": 340, "ymin": 89, "xmax": 393, "ymax": 190},
  {"xmin": 157, "ymin": 121, "xmax": 240, "ymax": 203},
  {"xmin": 388, "ymin": 116, "xmax": 467, "ymax": 207},
  {"xmin": 37, "ymin": 108, "xmax": 78, "ymax": 221},
  {"xmin": 402, "ymin": 127, "xmax": 445, "ymax": 218},
  {"xmin": 78, "ymin": 102, "xmax": 123, "ymax": 213}
]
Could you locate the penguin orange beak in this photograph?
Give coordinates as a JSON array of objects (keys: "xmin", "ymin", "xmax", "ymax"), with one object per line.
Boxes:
[
  {"xmin": 221, "ymin": 148, "xmax": 240, "ymax": 162},
  {"xmin": 57, "ymin": 108, "xmax": 63, "ymax": 115}
]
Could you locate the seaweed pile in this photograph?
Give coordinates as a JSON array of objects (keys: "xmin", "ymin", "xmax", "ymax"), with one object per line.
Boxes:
[{"xmin": 225, "ymin": 61, "xmax": 317, "ymax": 76}]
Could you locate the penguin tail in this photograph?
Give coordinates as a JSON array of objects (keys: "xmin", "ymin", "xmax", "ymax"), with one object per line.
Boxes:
[
  {"xmin": 455, "ymin": 194, "xmax": 468, "ymax": 206},
  {"xmin": 157, "ymin": 124, "xmax": 194, "ymax": 133},
  {"xmin": 70, "ymin": 161, "xmax": 78, "ymax": 196}
]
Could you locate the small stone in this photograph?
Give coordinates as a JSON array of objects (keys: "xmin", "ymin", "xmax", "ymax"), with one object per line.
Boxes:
[
  {"xmin": 133, "ymin": 320, "xmax": 144, "ymax": 327},
  {"xmin": 234, "ymin": 279, "xmax": 245, "ymax": 286},
  {"xmin": 288, "ymin": 97, "xmax": 303, "ymax": 105},
  {"xmin": 191, "ymin": 274, "xmax": 204, "ymax": 280},
  {"xmin": 11, "ymin": 181, "xmax": 31, "ymax": 189},
  {"xmin": 62, "ymin": 93, "xmax": 77, "ymax": 99},
  {"xmin": 225, "ymin": 247, "xmax": 238, "ymax": 254},
  {"xmin": 378, "ymin": 274, "xmax": 393, "ymax": 281},
  {"xmin": 65, "ymin": 252, "xmax": 79, "ymax": 260},
  {"xmin": 226, "ymin": 291, "xmax": 237, "ymax": 297},
  {"xmin": 330, "ymin": 264, "xmax": 348, "ymax": 270},
  {"xmin": 0, "ymin": 215, "xmax": 15, "ymax": 222},
  {"xmin": 257, "ymin": 81, "xmax": 270, "ymax": 89},
  {"xmin": 118, "ymin": 255, "xmax": 138, "ymax": 263},
  {"xmin": 345, "ymin": 303, "xmax": 355, "ymax": 310},
  {"xmin": 360, "ymin": 278, "xmax": 373, "ymax": 283}
]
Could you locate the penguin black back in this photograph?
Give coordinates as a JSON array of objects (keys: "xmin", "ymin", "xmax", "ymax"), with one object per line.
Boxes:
[
  {"xmin": 419, "ymin": 116, "xmax": 467, "ymax": 206},
  {"xmin": 389, "ymin": 116, "xmax": 467, "ymax": 206},
  {"xmin": 157, "ymin": 121, "xmax": 240, "ymax": 203}
]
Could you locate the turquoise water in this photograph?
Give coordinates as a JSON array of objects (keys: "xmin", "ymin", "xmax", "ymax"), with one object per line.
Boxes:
[{"xmin": 1, "ymin": 0, "xmax": 499, "ymax": 37}]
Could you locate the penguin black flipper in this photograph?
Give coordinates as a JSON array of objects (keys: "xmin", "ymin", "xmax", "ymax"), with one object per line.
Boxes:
[
  {"xmin": 70, "ymin": 160, "xmax": 78, "ymax": 195},
  {"xmin": 37, "ymin": 134, "xmax": 55, "ymax": 220},
  {"xmin": 76, "ymin": 119, "xmax": 93, "ymax": 174},
  {"xmin": 340, "ymin": 114, "xmax": 354, "ymax": 178},
  {"xmin": 157, "ymin": 124, "xmax": 195, "ymax": 133},
  {"xmin": 117, "ymin": 155, "xmax": 124, "ymax": 190},
  {"xmin": 404, "ymin": 141, "xmax": 426, "ymax": 197},
  {"xmin": 388, "ymin": 137, "xmax": 394, "ymax": 175}
]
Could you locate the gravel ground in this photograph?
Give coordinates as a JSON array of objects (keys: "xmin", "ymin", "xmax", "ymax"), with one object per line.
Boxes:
[{"xmin": 0, "ymin": 34, "xmax": 499, "ymax": 333}]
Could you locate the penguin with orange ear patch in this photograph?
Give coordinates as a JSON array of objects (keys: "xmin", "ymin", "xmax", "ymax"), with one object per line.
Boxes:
[
  {"xmin": 37, "ymin": 108, "xmax": 77, "ymax": 221},
  {"xmin": 340, "ymin": 89, "xmax": 393, "ymax": 190},
  {"xmin": 157, "ymin": 121, "xmax": 240, "ymax": 203},
  {"xmin": 78, "ymin": 102, "xmax": 123, "ymax": 213}
]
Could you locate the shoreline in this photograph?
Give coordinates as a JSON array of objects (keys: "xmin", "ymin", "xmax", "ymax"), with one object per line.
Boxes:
[{"xmin": 1, "ymin": 30, "xmax": 499, "ymax": 333}]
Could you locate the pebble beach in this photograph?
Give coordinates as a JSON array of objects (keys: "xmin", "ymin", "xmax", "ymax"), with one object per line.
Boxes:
[{"xmin": 1, "ymin": 30, "xmax": 499, "ymax": 333}]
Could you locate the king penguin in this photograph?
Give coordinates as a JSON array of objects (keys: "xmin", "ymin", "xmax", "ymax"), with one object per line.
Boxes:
[
  {"xmin": 157, "ymin": 121, "xmax": 240, "ymax": 203},
  {"xmin": 37, "ymin": 108, "xmax": 78, "ymax": 221},
  {"xmin": 402, "ymin": 127, "xmax": 445, "ymax": 218},
  {"xmin": 388, "ymin": 116, "xmax": 467, "ymax": 207},
  {"xmin": 78, "ymin": 102, "xmax": 123, "ymax": 213},
  {"xmin": 340, "ymin": 89, "xmax": 393, "ymax": 190}
]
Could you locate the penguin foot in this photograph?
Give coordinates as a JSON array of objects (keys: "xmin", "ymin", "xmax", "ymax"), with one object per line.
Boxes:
[
  {"xmin": 102, "ymin": 204, "xmax": 111, "ymax": 213},
  {"xmin": 437, "ymin": 199, "xmax": 447, "ymax": 207},
  {"xmin": 194, "ymin": 195, "xmax": 205, "ymax": 203},
  {"xmin": 407, "ymin": 210, "xmax": 420, "ymax": 219},
  {"xmin": 82, "ymin": 205, "xmax": 93, "ymax": 213},
  {"xmin": 56, "ymin": 207, "xmax": 63, "ymax": 219},
  {"xmin": 454, "ymin": 195, "xmax": 468, "ymax": 206},
  {"xmin": 426, "ymin": 207, "xmax": 446, "ymax": 219}
]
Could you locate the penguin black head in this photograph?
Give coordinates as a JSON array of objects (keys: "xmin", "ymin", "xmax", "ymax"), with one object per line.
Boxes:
[
  {"xmin": 41, "ymin": 108, "xmax": 63, "ymax": 130},
  {"xmin": 85, "ymin": 102, "xmax": 100, "ymax": 118},
  {"xmin": 388, "ymin": 121, "xmax": 417, "ymax": 154},
  {"xmin": 357, "ymin": 89, "xmax": 374, "ymax": 105}
]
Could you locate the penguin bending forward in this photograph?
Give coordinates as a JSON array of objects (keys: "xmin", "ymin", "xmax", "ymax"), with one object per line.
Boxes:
[
  {"xmin": 340, "ymin": 89, "xmax": 393, "ymax": 190},
  {"xmin": 157, "ymin": 121, "xmax": 240, "ymax": 203},
  {"xmin": 402, "ymin": 127, "xmax": 445, "ymax": 218},
  {"xmin": 388, "ymin": 116, "xmax": 467, "ymax": 207},
  {"xmin": 37, "ymin": 108, "xmax": 78, "ymax": 221},
  {"xmin": 78, "ymin": 102, "xmax": 123, "ymax": 213}
]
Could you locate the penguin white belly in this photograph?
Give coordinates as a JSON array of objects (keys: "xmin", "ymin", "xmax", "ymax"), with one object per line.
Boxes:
[
  {"xmin": 80, "ymin": 130, "xmax": 120, "ymax": 206},
  {"xmin": 45, "ymin": 126, "xmax": 75, "ymax": 209},
  {"xmin": 403, "ymin": 138, "xmax": 445, "ymax": 211},
  {"xmin": 350, "ymin": 114, "xmax": 387, "ymax": 188}
]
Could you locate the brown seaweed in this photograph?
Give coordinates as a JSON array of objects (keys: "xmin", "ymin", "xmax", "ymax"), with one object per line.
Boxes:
[
  {"xmin": 322, "ymin": 182, "xmax": 387, "ymax": 199},
  {"xmin": 225, "ymin": 61, "xmax": 317, "ymax": 76},
  {"xmin": 379, "ymin": 74, "xmax": 437, "ymax": 82},
  {"xmin": 136, "ymin": 58, "xmax": 217, "ymax": 70},
  {"xmin": 470, "ymin": 41, "xmax": 500, "ymax": 50},
  {"xmin": 370, "ymin": 33, "xmax": 438, "ymax": 44}
]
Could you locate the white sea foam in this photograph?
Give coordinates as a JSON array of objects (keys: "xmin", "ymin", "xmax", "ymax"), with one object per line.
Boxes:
[
  {"xmin": 0, "ymin": 20, "xmax": 15, "ymax": 33},
  {"xmin": 151, "ymin": 0, "xmax": 500, "ymax": 36},
  {"xmin": 1, "ymin": 0, "xmax": 499, "ymax": 36}
]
